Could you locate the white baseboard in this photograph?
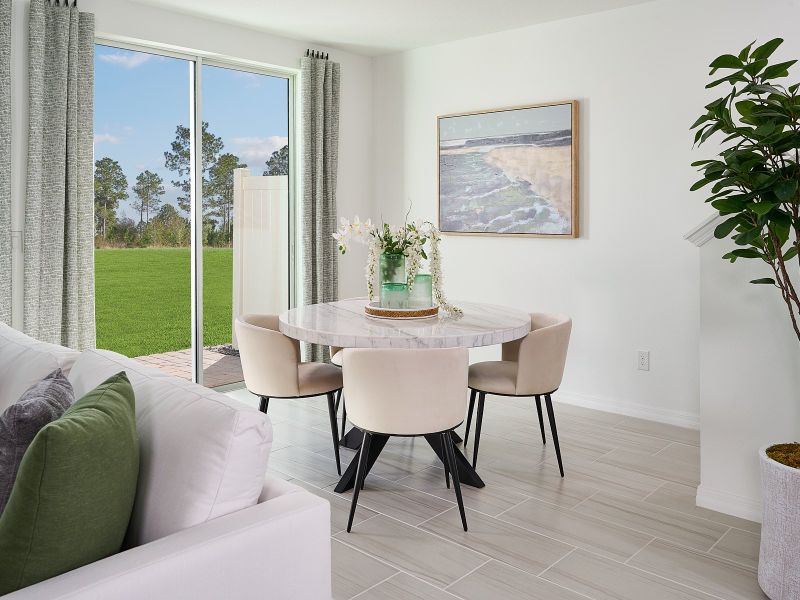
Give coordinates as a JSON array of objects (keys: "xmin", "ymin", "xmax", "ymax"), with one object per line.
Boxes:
[
  {"xmin": 555, "ymin": 390, "xmax": 700, "ymax": 430},
  {"xmin": 696, "ymin": 483, "xmax": 762, "ymax": 523}
]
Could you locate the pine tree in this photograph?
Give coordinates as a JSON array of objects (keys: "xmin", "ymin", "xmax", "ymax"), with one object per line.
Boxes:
[
  {"xmin": 163, "ymin": 122, "xmax": 224, "ymax": 217},
  {"xmin": 207, "ymin": 152, "xmax": 246, "ymax": 241},
  {"xmin": 132, "ymin": 170, "xmax": 165, "ymax": 224},
  {"xmin": 94, "ymin": 157, "xmax": 128, "ymax": 239},
  {"xmin": 263, "ymin": 144, "xmax": 289, "ymax": 176}
]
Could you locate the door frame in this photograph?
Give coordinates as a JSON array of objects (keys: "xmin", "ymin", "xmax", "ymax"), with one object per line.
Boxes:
[{"xmin": 94, "ymin": 37, "xmax": 298, "ymax": 385}]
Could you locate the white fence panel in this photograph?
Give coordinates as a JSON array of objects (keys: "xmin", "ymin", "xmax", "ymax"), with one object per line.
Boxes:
[{"xmin": 232, "ymin": 168, "xmax": 289, "ymax": 348}]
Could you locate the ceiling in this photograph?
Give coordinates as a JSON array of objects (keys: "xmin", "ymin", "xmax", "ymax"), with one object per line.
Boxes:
[{"xmin": 125, "ymin": 0, "xmax": 655, "ymax": 56}]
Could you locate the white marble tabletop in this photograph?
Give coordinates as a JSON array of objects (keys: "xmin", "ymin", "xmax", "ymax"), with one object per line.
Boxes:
[{"xmin": 278, "ymin": 298, "xmax": 531, "ymax": 349}]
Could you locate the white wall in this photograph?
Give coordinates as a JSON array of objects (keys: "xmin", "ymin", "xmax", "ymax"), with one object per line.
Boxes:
[
  {"xmin": 370, "ymin": 0, "xmax": 800, "ymax": 427},
  {"xmin": 697, "ymin": 235, "xmax": 800, "ymax": 521},
  {"xmin": 7, "ymin": 0, "xmax": 374, "ymax": 328}
]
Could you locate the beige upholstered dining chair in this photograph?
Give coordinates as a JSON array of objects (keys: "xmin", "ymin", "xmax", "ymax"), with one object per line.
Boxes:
[
  {"xmin": 329, "ymin": 345, "xmax": 343, "ymax": 367},
  {"xmin": 465, "ymin": 313, "xmax": 572, "ymax": 476},
  {"xmin": 342, "ymin": 347, "xmax": 470, "ymax": 532},
  {"xmin": 235, "ymin": 314, "xmax": 344, "ymax": 474}
]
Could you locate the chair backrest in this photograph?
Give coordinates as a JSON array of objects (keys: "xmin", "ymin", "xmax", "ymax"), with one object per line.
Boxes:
[
  {"xmin": 342, "ymin": 348, "xmax": 469, "ymax": 436},
  {"xmin": 235, "ymin": 314, "xmax": 301, "ymax": 397},
  {"xmin": 501, "ymin": 313, "xmax": 572, "ymax": 395}
]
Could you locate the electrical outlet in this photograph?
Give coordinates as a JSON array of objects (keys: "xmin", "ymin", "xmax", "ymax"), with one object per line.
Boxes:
[{"xmin": 637, "ymin": 351, "xmax": 650, "ymax": 371}]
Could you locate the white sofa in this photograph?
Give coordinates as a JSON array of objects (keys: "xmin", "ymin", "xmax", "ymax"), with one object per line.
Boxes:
[{"xmin": 0, "ymin": 324, "xmax": 331, "ymax": 599}]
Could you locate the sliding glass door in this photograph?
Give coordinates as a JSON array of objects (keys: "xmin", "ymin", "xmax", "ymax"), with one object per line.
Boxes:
[
  {"xmin": 93, "ymin": 43, "xmax": 293, "ymax": 388},
  {"xmin": 199, "ymin": 63, "xmax": 291, "ymax": 387}
]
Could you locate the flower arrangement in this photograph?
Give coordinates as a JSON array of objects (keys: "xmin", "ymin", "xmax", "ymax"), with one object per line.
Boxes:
[{"xmin": 334, "ymin": 216, "xmax": 462, "ymax": 316}]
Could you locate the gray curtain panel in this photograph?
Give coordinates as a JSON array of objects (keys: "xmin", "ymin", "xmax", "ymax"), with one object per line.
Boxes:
[
  {"xmin": 24, "ymin": 0, "xmax": 95, "ymax": 349},
  {"xmin": 0, "ymin": 0, "xmax": 11, "ymax": 325},
  {"xmin": 301, "ymin": 54, "xmax": 340, "ymax": 362}
]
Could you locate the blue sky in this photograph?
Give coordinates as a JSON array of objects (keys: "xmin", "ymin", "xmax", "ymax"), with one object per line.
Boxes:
[{"xmin": 94, "ymin": 45, "xmax": 289, "ymax": 220}]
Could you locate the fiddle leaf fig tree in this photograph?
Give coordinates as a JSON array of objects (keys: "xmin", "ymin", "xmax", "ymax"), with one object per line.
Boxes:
[{"xmin": 692, "ymin": 38, "xmax": 800, "ymax": 342}]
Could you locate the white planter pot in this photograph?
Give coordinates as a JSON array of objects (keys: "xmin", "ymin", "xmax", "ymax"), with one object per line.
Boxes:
[{"xmin": 759, "ymin": 446, "xmax": 800, "ymax": 599}]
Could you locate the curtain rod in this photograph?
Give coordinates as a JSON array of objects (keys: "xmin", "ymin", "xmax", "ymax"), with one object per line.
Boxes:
[{"xmin": 305, "ymin": 49, "xmax": 329, "ymax": 60}]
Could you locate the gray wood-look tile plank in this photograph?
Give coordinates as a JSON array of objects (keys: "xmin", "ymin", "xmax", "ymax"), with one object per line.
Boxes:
[
  {"xmin": 357, "ymin": 573, "xmax": 460, "ymax": 600},
  {"xmin": 419, "ymin": 508, "xmax": 574, "ymax": 576},
  {"xmin": 542, "ymin": 548, "xmax": 720, "ymax": 600},
  {"xmin": 335, "ymin": 516, "xmax": 486, "ymax": 588},
  {"xmin": 612, "ymin": 416, "xmax": 700, "ymax": 446},
  {"xmin": 325, "ymin": 475, "xmax": 455, "ymax": 526},
  {"xmin": 481, "ymin": 456, "xmax": 600, "ymax": 508},
  {"xmin": 290, "ymin": 478, "xmax": 379, "ymax": 534},
  {"xmin": 268, "ymin": 445, "xmax": 343, "ymax": 488},
  {"xmin": 398, "ymin": 466, "xmax": 531, "ymax": 517},
  {"xmin": 332, "ymin": 539, "xmax": 397, "ymax": 600},
  {"xmin": 498, "ymin": 497, "xmax": 654, "ymax": 561},
  {"xmin": 597, "ymin": 448, "xmax": 700, "ymax": 487},
  {"xmin": 554, "ymin": 419, "xmax": 674, "ymax": 454},
  {"xmin": 710, "ymin": 527, "xmax": 761, "ymax": 571},
  {"xmin": 655, "ymin": 442, "xmax": 701, "ymax": 464},
  {"xmin": 644, "ymin": 482, "xmax": 761, "ymax": 534},
  {"xmin": 542, "ymin": 455, "xmax": 666, "ymax": 500},
  {"xmin": 573, "ymin": 492, "xmax": 729, "ymax": 551},
  {"xmin": 629, "ymin": 539, "xmax": 767, "ymax": 600},
  {"xmin": 448, "ymin": 559, "xmax": 587, "ymax": 600}
]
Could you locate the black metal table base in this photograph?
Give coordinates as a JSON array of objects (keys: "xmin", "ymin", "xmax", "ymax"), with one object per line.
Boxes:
[
  {"xmin": 333, "ymin": 429, "xmax": 483, "ymax": 493},
  {"xmin": 340, "ymin": 426, "xmax": 462, "ymax": 449}
]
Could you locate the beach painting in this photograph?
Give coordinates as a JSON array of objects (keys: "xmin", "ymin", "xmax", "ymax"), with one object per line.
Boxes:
[{"xmin": 438, "ymin": 101, "xmax": 578, "ymax": 237}]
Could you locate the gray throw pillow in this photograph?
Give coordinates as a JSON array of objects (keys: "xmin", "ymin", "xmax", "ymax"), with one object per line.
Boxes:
[{"xmin": 0, "ymin": 369, "xmax": 74, "ymax": 515}]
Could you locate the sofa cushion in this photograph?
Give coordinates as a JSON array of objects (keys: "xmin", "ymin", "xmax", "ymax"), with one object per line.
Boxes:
[
  {"xmin": 68, "ymin": 349, "xmax": 272, "ymax": 547},
  {"xmin": 0, "ymin": 372, "xmax": 139, "ymax": 596},
  {"xmin": 0, "ymin": 369, "xmax": 74, "ymax": 516},
  {"xmin": 0, "ymin": 323, "xmax": 79, "ymax": 412}
]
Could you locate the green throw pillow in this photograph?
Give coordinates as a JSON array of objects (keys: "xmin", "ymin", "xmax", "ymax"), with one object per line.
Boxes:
[{"xmin": 0, "ymin": 372, "xmax": 139, "ymax": 595}]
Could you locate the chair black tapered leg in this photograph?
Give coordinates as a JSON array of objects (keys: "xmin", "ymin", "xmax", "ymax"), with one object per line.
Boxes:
[
  {"xmin": 259, "ymin": 396, "xmax": 270, "ymax": 414},
  {"xmin": 443, "ymin": 431, "xmax": 468, "ymax": 532},
  {"xmin": 471, "ymin": 392, "xmax": 486, "ymax": 469},
  {"xmin": 347, "ymin": 431, "xmax": 371, "ymax": 532},
  {"xmin": 544, "ymin": 394, "xmax": 564, "ymax": 477},
  {"xmin": 340, "ymin": 397, "xmax": 347, "ymax": 441},
  {"xmin": 535, "ymin": 395, "xmax": 546, "ymax": 444},
  {"xmin": 334, "ymin": 389, "xmax": 342, "ymax": 414},
  {"xmin": 444, "ymin": 457, "xmax": 450, "ymax": 489},
  {"xmin": 326, "ymin": 392, "xmax": 342, "ymax": 476},
  {"xmin": 464, "ymin": 389, "xmax": 476, "ymax": 446}
]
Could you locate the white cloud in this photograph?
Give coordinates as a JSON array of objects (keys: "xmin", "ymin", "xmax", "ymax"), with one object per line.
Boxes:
[
  {"xmin": 233, "ymin": 71, "xmax": 264, "ymax": 89},
  {"xmin": 94, "ymin": 132, "xmax": 121, "ymax": 144},
  {"xmin": 98, "ymin": 52, "xmax": 154, "ymax": 69},
  {"xmin": 232, "ymin": 136, "xmax": 288, "ymax": 165}
]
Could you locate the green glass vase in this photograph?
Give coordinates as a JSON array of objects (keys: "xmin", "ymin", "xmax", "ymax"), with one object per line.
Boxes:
[
  {"xmin": 380, "ymin": 282, "xmax": 409, "ymax": 309},
  {"xmin": 379, "ymin": 253, "xmax": 406, "ymax": 286},
  {"xmin": 409, "ymin": 273, "xmax": 433, "ymax": 308}
]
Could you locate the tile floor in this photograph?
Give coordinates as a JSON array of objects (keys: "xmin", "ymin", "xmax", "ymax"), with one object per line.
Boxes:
[{"xmin": 226, "ymin": 388, "xmax": 766, "ymax": 600}]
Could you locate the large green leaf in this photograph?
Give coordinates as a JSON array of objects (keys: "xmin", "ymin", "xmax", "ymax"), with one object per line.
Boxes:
[
  {"xmin": 748, "ymin": 201, "xmax": 778, "ymax": 216},
  {"xmin": 774, "ymin": 179, "xmax": 798, "ymax": 202},
  {"xmin": 762, "ymin": 60, "xmax": 797, "ymax": 79},
  {"xmin": 751, "ymin": 38, "xmax": 783, "ymax": 61},
  {"xmin": 750, "ymin": 277, "xmax": 776, "ymax": 284},
  {"xmin": 714, "ymin": 216, "xmax": 741, "ymax": 239},
  {"xmin": 722, "ymin": 248, "xmax": 762, "ymax": 262},
  {"xmin": 709, "ymin": 54, "xmax": 744, "ymax": 70}
]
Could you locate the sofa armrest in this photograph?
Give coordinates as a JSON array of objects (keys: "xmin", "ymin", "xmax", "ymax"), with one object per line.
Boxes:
[{"xmin": 5, "ymin": 477, "xmax": 331, "ymax": 600}]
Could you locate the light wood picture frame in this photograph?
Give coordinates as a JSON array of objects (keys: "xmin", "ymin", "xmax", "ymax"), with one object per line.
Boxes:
[{"xmin": 437, "ymin": 100, "xmax": 579, "ymax": 238}]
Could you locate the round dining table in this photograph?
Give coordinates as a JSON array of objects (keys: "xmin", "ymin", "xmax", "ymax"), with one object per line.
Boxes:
[{"xmin": 278, "ymin": 298, "xmax": 531, "ymax": 493}]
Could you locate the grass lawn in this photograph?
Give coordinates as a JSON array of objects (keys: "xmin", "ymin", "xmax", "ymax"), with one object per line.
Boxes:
[{"xmin": 95, "ymin": 247, "xmax": 233, "ymax": 357}]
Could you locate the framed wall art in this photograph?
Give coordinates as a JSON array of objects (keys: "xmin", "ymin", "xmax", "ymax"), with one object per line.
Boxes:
[{"xmin": 438, "ymin": 100, "xmax": 579, "ymax": 237}]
